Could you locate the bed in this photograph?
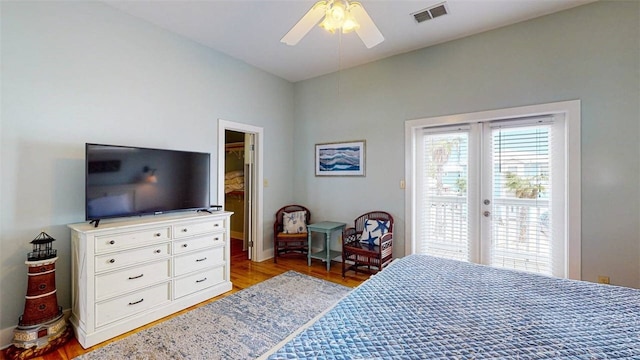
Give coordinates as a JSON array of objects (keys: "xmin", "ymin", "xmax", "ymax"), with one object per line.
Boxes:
[{"xmin": 263, "ymin": 254, "xmax": 640, "ymax": 359}]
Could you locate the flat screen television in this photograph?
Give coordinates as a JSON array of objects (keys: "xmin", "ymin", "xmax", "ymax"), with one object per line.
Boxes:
[{"xmin": 85, "ymin": 143, "xmax": 211, "ymax": 221}]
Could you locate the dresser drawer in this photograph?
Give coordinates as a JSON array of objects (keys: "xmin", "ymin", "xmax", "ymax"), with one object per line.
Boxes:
[
  {"xmin": 173, "ymin": 220, "xmax": 223, "ymax": 239},
  {"xmin": 174, "ymin": 247, "xmax": 224, "ymax": 277},
  {"xmin": 95, "ymin": 260, "xmax": 170, "ymax": 300},
  {"xmin": 174, "ymin": 266, "xmax": 224, "ymax": 299},
  {"xmin": 174, "ymin": 234, "xmax": 224, "ymax": 255},
  {"xmin": 96, "ymin": 282, "xmax": 170, "ymax": 328},
  {"xmin": 95, "ymin": 243, "xmax": 171, "ymax": 273},
  {"xmin": 95, "ymin": 227, "xmax": 170, "ymax": 253}
]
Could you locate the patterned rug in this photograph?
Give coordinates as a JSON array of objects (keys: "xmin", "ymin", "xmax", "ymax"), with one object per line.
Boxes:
[{"xmin": 76, "ymin": 271, "xmax": 350, "ymax": 359}]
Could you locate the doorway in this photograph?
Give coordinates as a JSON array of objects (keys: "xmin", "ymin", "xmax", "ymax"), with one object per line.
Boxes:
[
  {"xmin": 224, "ymin": 130, "xmax": 251, "ymax": 258},
  {"xmin": 218, "ymin": 119, "xmax": 264, "ymax": 263},
  {"xmin": 404, "ymin": 101, "xmax": 581, "ymax": 279},
  {"xmin": 415, "ymin": 119, "xmax": 562, "ymax": 275}
]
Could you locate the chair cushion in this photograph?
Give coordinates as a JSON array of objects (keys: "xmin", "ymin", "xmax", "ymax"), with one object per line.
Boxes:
[
  {"xmin": 282, "ymin": 210, "xmax": 307, "ymax": 234},
  {"xmin": 277, "ymin": 232, "xmax": 308, "ymax": 238},
  {"xmin": 360, "ymin": 219, "xmax": 391, "ymax": 246}
]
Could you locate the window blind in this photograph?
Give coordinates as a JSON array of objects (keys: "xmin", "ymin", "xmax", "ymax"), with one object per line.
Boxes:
[
  {"xmin": 417, "ymin": 128, "xmax": 470, "ymax": 262},
  {"xmin": 489, "ymin": 120, "xmax": 554, "ymax": 275}
]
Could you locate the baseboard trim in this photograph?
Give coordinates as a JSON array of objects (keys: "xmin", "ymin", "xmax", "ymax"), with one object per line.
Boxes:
[{"xmin": 230, "ymin": 231, "xmax": 244, "ymax": 240}]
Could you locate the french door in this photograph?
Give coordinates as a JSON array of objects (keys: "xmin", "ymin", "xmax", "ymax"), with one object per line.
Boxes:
[{"xmin": 415, "ymin": 116, "xmax": 567, "ymax": 277}]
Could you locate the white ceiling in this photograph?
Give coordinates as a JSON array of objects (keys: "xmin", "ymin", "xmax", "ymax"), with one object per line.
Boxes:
[{"xmin": 104, "ymin": 0, "xmax": 596, "ymax": 83}]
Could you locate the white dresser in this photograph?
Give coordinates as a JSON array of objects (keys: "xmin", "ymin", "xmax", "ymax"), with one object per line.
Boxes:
[{"xmin": 68, "ymin": 211, "xmax": 233, "ymax": 348}]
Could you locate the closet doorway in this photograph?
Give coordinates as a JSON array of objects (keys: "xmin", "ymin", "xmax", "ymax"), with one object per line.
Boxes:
[
  {"xmin": 224, "ymin": 130, "xmax": 251, "ymax": 258},
  {"xmin": 218, "ymin": 120, "xmax": 264, "ymax": 263}
]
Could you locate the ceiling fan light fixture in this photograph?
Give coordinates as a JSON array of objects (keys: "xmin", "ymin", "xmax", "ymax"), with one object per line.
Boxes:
[
  {"xmin": 329, "ymin": 1, "xmax": 346, "ymax": 21},
  {"xmin": 281, "ymin": 0, "xmax": 383, "ymax": 48},
  {"xmin": 341, "ymin": 10, "xmax": 360, "ymax": 33},
  {"xmin": 319, "ymin": 0, "xmax": 360, "ymax": 34}
]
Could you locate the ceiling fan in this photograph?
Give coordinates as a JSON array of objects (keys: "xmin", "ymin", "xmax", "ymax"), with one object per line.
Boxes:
[{"xmin": 281, "ymin": 0, "xmax": 384, "ymax": 49}]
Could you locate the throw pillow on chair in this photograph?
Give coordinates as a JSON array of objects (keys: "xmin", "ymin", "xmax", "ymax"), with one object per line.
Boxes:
[
  {"xmin": 282, "ymin": 211, "xmax": 307, "ymax": 234},
  {"xmin": 359, "ymin": 219, "xmax": 391, "ymax": 246}
]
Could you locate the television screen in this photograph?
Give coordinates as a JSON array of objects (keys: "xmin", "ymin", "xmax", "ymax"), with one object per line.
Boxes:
[{"xmin": 85, "ymin": 143, "xmax": 210, "ymax": 221}]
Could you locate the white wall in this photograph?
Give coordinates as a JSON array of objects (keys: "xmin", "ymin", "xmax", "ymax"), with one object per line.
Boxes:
[
  {"xmin": 0, "ymin": 1, "xmax": 294, "ymax": 338},
  {"xmin": 293, "ymin": 1, "xmax": 640, "ymax": 287}
]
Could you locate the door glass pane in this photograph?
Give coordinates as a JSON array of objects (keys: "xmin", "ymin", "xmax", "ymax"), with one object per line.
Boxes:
[
  {"xmin": 418, "ymin": 130, "xmax": 469, "ymax": 262},
  {"xmin": 490, "ymin": 125, "xmax": 552, "ymax": 275}
]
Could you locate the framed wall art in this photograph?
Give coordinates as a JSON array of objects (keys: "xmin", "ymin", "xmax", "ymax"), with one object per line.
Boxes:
[{"xmin": 315, "ymin": 140, "xmax": 366, "ymax": 176}]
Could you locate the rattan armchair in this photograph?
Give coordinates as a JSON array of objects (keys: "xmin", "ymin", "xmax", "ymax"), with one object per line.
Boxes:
[
  {"xmin": 342, "ymin": 211, "xmax": 394, "ymax": 277},
  {"xmin": 273, "ymin": 205, "xmax": 311, "ymax": 263}
]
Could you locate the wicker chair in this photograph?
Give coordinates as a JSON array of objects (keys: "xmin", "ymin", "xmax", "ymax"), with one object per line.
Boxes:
[
  {"xmin": 342, "ymin": 211, "xmax": 394, "ymax": 277},
  {"xmin": 273, "ymin": 205, "xmax": 311, "ymax": 263}
]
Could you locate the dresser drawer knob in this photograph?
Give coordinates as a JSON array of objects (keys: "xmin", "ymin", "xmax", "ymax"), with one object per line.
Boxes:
[
  {"xmin": 154, "ymin": 249, "xmax": 162, "ymax": 254},
  {"xmin": 195, "ymin": 257, "xmax": 207, "ymax": 262},
  {"xmin": 196, "ymin": 277, "xmax": 207, "ymax": 283},
  {"xmin": 128, "ymin": 298, "xmax": 144, "ymax": 306},
  {"xmin": 154, "ymin": 233, "xmax": 161, "ymax": 237},
  {"xmin": 109, "ymin": 259, "xmax": 116, "ymax": 264},
  {"xmin": 214, "ymin": 224, "xmax": 219, "ymax": 227},
  {"xmin": 182, "ymin": 244, "xmax": 188, "ymax": 248},
  {"xmin": 181, "ymin": 228, "xmax": 188, "ymax": 233},
  {"xmin": 214, "ymin": 237, "xmax": 220, "ymax": 241},
  {"xmin": 128, "ymin": 274, "xmax": 144, "ymax": 280},
  {"xmin": 109, "ymin": 240, "xmax": 115, "ymax": 245}
]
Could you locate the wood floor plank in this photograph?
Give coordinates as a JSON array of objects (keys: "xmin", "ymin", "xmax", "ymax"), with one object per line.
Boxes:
[{"xmin": 3, "ymin": 239, "xmax": 368, "ymax": 360}]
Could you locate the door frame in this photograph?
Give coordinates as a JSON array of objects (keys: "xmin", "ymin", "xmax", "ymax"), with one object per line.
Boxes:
[
  {"xmin": 404, "ymin": 100, "xmax": 581, "ymax": 279},
  {"xmin": 218, "ymin": 119, "xmax": 265, "ymax": 262}
]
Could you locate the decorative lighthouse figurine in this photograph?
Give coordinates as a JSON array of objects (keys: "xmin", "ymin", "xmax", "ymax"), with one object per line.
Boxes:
[{"xmin": 6, "ymin": 231, "xmax": 72, "ymax": 360}]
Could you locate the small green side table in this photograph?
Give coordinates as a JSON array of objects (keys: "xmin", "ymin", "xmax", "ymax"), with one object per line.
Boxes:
[{"xmin": 307, "ymin": 221, "xmax": 346, "ymax": 271}]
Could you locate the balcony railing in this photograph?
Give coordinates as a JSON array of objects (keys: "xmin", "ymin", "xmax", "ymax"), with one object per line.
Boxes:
[{"xmin": 420, "ymin": 195, "xmax": 552, "ymax": 275}]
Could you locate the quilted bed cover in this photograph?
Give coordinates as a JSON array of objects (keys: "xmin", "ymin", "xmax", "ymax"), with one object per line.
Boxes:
[{"xmin": 267, "ymin": 255, "xmax": 640, "ymax": 359}]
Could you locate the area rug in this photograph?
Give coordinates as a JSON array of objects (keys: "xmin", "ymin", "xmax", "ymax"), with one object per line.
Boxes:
[{"xmin": 75, "ymin": 271, "xmax": 350, "ymax": 359}]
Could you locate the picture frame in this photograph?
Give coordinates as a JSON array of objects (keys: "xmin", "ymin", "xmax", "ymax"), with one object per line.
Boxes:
[{"xmin": 315, "ymin": 140, "xmax": 366, "ymax": 176}]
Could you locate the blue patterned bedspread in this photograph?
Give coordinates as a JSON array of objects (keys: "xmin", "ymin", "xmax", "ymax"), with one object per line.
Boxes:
[{"xmin": 267, "ymin": 255, "xmax": 640, "ymax": 359}]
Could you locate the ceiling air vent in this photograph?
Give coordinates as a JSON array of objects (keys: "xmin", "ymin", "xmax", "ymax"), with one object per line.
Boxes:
[{"xmin": 413, "ymin": 2, "xmax": 449, "ymax": 23}]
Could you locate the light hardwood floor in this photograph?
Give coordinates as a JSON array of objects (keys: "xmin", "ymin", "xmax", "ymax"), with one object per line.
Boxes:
[{"xmin": 3, "ymin": 239, "xmax": 369, "ymax": 360}]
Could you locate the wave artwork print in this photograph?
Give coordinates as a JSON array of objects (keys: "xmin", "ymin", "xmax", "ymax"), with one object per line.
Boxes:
[
  {"xmin": 315, "ymin": 141, "xmax": 365, "ymax": 176},
  {"xmin": 318, "ymin": 147, "xmax": 360, "ymax": 171}
]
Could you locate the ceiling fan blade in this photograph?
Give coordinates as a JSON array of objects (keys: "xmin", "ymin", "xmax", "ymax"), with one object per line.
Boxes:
[
  {"xmin": 350, "ymin": 2, "xmax": 384, "ymax": 49},
  {"xmin": 281, "ymin": 1, "xmax": 328, "ymax": 46}
]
